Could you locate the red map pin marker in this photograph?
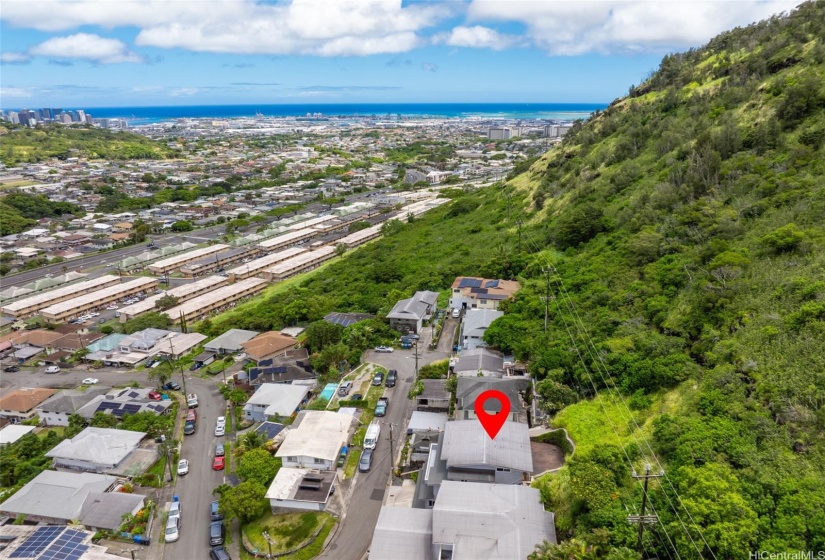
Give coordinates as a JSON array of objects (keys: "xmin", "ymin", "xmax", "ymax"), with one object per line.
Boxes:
[{"xmin": 475, "ymin": 389, "xmax": 511, "ymax": 440}]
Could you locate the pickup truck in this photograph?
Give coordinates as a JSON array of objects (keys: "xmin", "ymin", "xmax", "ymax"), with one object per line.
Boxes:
[
  {"xmin": 374, "ymin": 397, "xmax": 388, "ymax": 417},
  {"xmin": 187, "ymin": 393, "xmax": 198, "ymax": 408}
]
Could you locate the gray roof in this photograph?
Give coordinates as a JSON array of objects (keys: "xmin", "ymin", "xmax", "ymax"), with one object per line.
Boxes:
[
  {"xmin": 387, "ymin": 297, "xmax": 429, "ymax": 321},
  {"xmin": 455, "ymin": 378, "xmax": 528, "ymax": 413},
  {"xmin": 453, "ymin": 348, "xmax": 505, "ymax": 376},
  {"xmin": 462, "ymin": 308, "xmax": 503, "ymax": 338},
  {"xmin": 79, "ymin": 492, "xmax": 145, "ymax": 530},
  {"xmin": 205, "ymin": 328, "xmax": 260, "ymax": 352},
  {"xmin": 0, "ymin": 470, "xmax": 116, "ymax": 521},
  {"xmin": 407, "ymin": 411, "xmax": 448, "ymax": 433},
  {"xmin": 370, "ymin": 507, "xmax": 434, "ymax": 560},
  {"xmin": 46, "ymin": 427, "xmax": 145, "ymax": 467},
  {"xmin": 244, "ymin": 383, "xmax": 312, "ymax": 417},
  {"xmin": 413, "ymin": 290, "xmax": 439, "ymax": 307},
  {"xmin": 120, "ymin": 328, "xmax": 171, "ymax": 351},
  {"xmin": 37, "ymin": 388, "xmax": 109, "ymax": 415},
  {"xmin": 431, "ymin": 481, "xmax": 555, "ymax": 559},
  {"xmin": 441, "ymin": 420, "xmax": 533, "ymax": 473},
  {"xmin": 419, "ymin": 379, "xmax": 450, "ymax": 400}
]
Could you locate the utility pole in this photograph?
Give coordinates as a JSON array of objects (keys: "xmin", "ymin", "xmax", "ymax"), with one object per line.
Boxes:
[
  {"xmin": 263, "ymin": 531, "xmax": 274, "ymax": 559},
  {"xmin": 168, "ymin": 338, "xmax": 188, "ymax": 398},
  {"xmin": 540, "ymin": 266, "xmax": 553, "ymax": 333},
  {"xmin": 387, "ymin": 423, "xmax": 395, "ymax": 473},
  {"xmin": 628, "ymin": 464, "xmax": 663, "ymax": 555},
  {"xmin": 413, "ymin": 341, "xmax": 420, "ymax": 378},
  {"xmin": 516, "ymin": 220, "xmax": 523, "ymax": 253}
]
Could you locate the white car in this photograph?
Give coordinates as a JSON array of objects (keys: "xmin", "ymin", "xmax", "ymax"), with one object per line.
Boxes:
[
  {"xmin": 374, "ymin": 346, "xmax": 394, "ymax": 353},
  {"xmin": 177, "ymin": 459, "xmax": 189, "ymax": 476},
  {"xmin": 214, "ymin": 424, "xmax": 225, "ymax": 437},
  {"xmin": 106, "ymin": 305, "xmax": 118, "ymax": 310},
  {"xmin": 81, "ymin": 378, "xmax": 99, "ymax": 385},
  {"xmin": 216, "ymin": 416, "xmax": 226, "ymax": 427},
  {"xmin": 89, "ymin": 312, "xmax": 100, "ymax": 318},
  {"xmin": 44, "ymin": 365, "xmax": 61, "ymax": 374}
]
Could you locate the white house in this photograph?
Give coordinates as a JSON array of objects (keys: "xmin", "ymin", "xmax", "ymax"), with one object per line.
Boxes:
[
  {"xmin": 45, "ymin": 427, "xmax": 146, "ymax": 473},
  {"xmin": 243, "ymin": 383, "xmax": 311, "ymax": 423},
  {"xmin": 275, "ymin": 411, "xmax": 353, "ymax": 470},
  {"xmin": 265, "ymin": 468, "xmax": 336, "ymax": 512}
]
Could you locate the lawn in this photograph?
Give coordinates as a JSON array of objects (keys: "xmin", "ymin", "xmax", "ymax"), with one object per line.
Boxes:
[
  {"xmin": 343, "ymin": 449, "xmax": 361, "ymax": 479},
  {"xmin": 243, "ymin": 512, "xmax": 335, "ymax": 558}
]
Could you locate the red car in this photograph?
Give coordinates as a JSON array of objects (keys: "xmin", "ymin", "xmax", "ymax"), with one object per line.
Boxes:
[
  {"xmin": 213, "ymin": 456, "xmax": 225, "ymax": 471},
  {"xmin": 148, "ymin": 390, "xmax": 162, "ymax": 401}
]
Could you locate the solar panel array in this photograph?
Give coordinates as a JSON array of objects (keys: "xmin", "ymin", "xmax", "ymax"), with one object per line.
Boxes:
[
  {"xmin": 249, "ymin": 368, "xmax": 260, "ymax": 381},
  {"xmin": 254, "ymin": 421, "xmax": 284, "ymax": 440},
  {"xmin": 39, "ymin": 529, "xmax": 88, "ymax": 560},
  {"xmin": 258, "ymin": 358, "xmax": 273, "ymax": 367},
  {"xmin": 458, "ymin": 278, "xmax": 483, "ymax": 289},
  {"xmin": 9, "ymin": 526, "xmax": 64, "ymax": 558},
  {"xmin": 485, "ymin": 279, "xmax": 500, "ymax": 289}
]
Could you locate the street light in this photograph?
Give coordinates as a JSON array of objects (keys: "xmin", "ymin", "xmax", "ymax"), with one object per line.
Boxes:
[{"xmin": 262, "ymin": 531, "xmax": 274, "ymax": 559}]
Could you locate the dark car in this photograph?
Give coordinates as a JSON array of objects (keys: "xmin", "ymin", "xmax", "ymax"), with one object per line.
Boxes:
[
  {"xmin": 210, "ymin": 500, "xmax": 224, "ymax": 521},
  {"xmin": 163, "ymin": 381, "xmax": 181, "ymax": 391},
  {"xmin": 358, "ymin": 448, "xmax": 374, "ymax": 473},
  {"xmin": 385, "ymin": 370, "xmax": 397, "ymax": 388},
  {"xmin": 189, "ymin": 362, "xmax": 201, "ymax": 371},
  {"xmin": 210, "ymin": 546, "xmax": 231, "ymax": 560},
  {"xmin": 3, "ymin": 366, "xmax": 20, "ymax": 372},
  {"xmin": 215, "ymin": 443, "xmax": 225, "ymax": 457},
  {"xmin": 371, "ymin": 372, "xmax": 384, "ymax": 386},
  {"xmin": 209, "ymin": 521, "xmax": 225, "ymax": 546},
  {"xmin": 184, "ymin": 421, "xmax": 196, "ymax": 435},
  {"xmin": 350, "ymin": 394, "xmax": 363, "ymax": 401}
]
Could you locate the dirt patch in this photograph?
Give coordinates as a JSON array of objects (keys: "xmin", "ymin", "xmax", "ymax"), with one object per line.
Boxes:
[{"xmin": 530, "ymin": 440, "xmax": 565, "ymax": 473}]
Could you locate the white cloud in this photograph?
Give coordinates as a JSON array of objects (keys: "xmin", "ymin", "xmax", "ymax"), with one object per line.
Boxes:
[
  {"xmin": 30, "ymin": 33, "xmax": 142, "ymax": 63},
  {"xmin": 422, "ymin": 62, "xmax": 438, "ymax": 72},
  {"xmin": 465, "ymin": 0, "xmax": 802, "ymax": 55},
  {"xmin": 169, "ymin": 88, "xmax": 200, "ymax": 97},
  {"xmin": 0, "ymin": 86, "xmax": 34, "ymax": 98},
  {"xmin": 1, "ymin": 0, "xmax": 448, "ymax": 57},
  {"xmin": 1, "ymin": 52, "xmax": 31, "ymax": 64},
  {"xmin": 437, "ymin": 25, "xmax": 515, "ymax": 50}
]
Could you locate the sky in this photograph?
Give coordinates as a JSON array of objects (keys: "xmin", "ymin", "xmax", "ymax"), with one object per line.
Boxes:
[{"xmin": 0, "ymin": 0, "xmax": 804, "ymax": 108}]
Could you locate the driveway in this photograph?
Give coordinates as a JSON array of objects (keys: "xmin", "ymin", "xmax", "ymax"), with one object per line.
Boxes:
[{"xmin": 318, "ymin": 344, "xmax": 450, "ymax": 560}]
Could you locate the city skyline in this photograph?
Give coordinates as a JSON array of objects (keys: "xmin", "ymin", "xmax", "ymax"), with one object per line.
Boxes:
[{"xmin": 1, "ymin": 0, "xmax": 803, "ymax": 107}]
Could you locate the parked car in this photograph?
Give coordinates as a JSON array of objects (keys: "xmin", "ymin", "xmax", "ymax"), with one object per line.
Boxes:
[
  {"xmin": 165, "ymin": 515, "xmax": 180, "ymax": 543},
  {"xmin": 81, "ymin": 378, "xmax": 99, "ymax": 385},
  {"xmin": 385, "ymin": 370, "xmax": 397, "ymax": 388},
  {"xmin": 215, "ymin": 443, "xmax": 225, "ymax": 457},
  {"xmin": 213, "ymin": 456, "xmax": 225, "ymax": 470},
  {"xmin": 350, "ymin": 394, "xmax": 363, "ymax": 401},
  {"xmin": 338, "ymin": 381, "xmax": 353, "ymax": 397},
  {"xmin": 189, "ymin": 362, "xmax": 201, "ymax": 371},
  {"xmin": 209, "ymin": 521, "xmax": 225, "ymax": 546},
  {"xmin": 215, "ymin": 424, "xmax": 225, "ymax": 437},
  {"xmin": 209, "ymin": 546, "xmax": 230, "ymax": 560},
  {"xmin": 44, "ymin": 366, "xmax": 60, "ymax": 374},
  {"xmin": 372, "ymin": 372, "xmax": 384, "ymax": 386},
  {"xmin": 210, "ymin": 500, "xmax": 224, "ymax": 521},
  {"xmin": 375, "ymin": 397, "xmax": 389, "ymax": 417},
  {"xmin": 177, "ymin": 459, "xmax": 189, "ymax": 476},
  {"xmin": 187, "ymin": 394, "xmax": 199, "ymax": 408},
  {"xmin": 184, "ymin": 421, "xmax": 196, "ymax": 435},
  {"xmin": 452, "ymin": 308, "xmax": 461, "ymax": 318},
  {"xmin": 374, "ymin": 346, "xmax": 394, "ymax": 353},
  {"xmin": 216, "ymin": 416, "xmax": 226, "ymax": 427},
  {"xmin": 3, "ymin": 366, "xmax": 19, "ymax": 372},
  {"xmin": 358, "ymin": 448, "xmax": 374, "ymax": 473},
  {"xmin": 164, "ymin": 381, "xmax": 181, "ymax": 391},
  {"xmin": 148, "ymin": 390, "xmax": 162, "ymax": 401}
]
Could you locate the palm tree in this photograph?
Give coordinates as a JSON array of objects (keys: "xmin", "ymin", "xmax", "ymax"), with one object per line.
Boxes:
[
  {"xmin": 239, "ymin": 431, "xmax": 267, "ymax": 452},
  {"xmin": 146, "ymin": 359, "xmax": 172, "ymax": 388}
]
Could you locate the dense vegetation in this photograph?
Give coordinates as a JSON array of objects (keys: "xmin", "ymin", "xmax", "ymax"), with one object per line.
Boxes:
[
  {"xmin": 0, "ymin": 123, "xmax": 177, "ymax": 165},
  {"xmin": 0, "ymin": 193, "xmax": 81, "ymax": 235}
]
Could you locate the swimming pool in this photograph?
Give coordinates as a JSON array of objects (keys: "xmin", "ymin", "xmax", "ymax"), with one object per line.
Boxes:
[{"xmin": 319, "ymin": 383, "xmax": 339, "ymax": 401}]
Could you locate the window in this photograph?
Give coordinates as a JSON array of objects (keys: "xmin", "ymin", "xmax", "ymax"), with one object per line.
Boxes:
[
  {"xmin": 496, "ymin": 467, "xmax": 511, "ymax": 472},
  {"xmin": 314, "ymin": 458, "xmax": 325, "ymax": 464},
  {"xmin": 286, "ymin": 456, "xmax": 297, "ymax": 462},
  {"xmin": 480, "ymin": 299, "xmax": 487, "ymax": 304}
]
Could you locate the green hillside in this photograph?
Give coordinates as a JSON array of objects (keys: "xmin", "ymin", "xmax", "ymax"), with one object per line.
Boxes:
[
  {"xmin": 193, "ymin": 3, "xmax": 825, "ymax": 557},
  {"xmin": 0, "ymin": 123, "xmax": 177, "ymax": 165}
]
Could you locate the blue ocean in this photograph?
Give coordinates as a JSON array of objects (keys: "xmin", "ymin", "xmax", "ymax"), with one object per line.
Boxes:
[{"xmin": 78, "ymin": 103, "xmax": 606, "ymax": 124}]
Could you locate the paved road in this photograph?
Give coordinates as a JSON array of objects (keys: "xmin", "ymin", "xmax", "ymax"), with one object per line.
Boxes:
[
  {"xmin": 163, "ymin": 375, "xmax": 226, "ymax": 560},
  {"xmin": 319, "ymin": 331, "xmax": 451, "ymax": 560}
]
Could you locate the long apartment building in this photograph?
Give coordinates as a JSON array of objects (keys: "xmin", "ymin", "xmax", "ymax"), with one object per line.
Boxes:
[
  {"xmin": 0, "ymin": 275, "xmax": 122, "ymax": 318},
  {"xmin": 40, "ymin": 277, "xmax": 158, "ymax": 322},
  {"xmin": 257, "ymin": 228, "xmax": 317, "ymax": 253},
  {"xmin": 179, "ymin": 247, "xmax": 261, "ymax": 278},
  {"xmin": 336, "ymin": 223, "xmax": 383, "ymax": 248},
  {"xmin": 162, "ymin": 277, "xmax": 268, "ymax": 324},
  {"xmin": 227, "ymin": 246, "xmax": 307, "ymax": 282},
  {"xmin": 148, "ymin": 244, "xmax": 229, "ymax": 275},
  {"xmin": 285, "ymin": 215, "xmax": 339, "ymax": 231},
  {"xmin": 263, "ymin": 246, "xmax": 337, "ymax": 282},
  {"xmin": 117, "ymin": 275, "xmax": 229, "ymax": 323}
]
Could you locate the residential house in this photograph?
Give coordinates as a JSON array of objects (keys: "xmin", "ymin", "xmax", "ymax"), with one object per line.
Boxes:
[
  {"xmin": 37, "ymin": 388, "xmax": 109, "ymax": 426},
  {"xmin": 460, "ymin": 308, "xmax": 503, "ymax": 350},
  {"xmin": 76, "ymin": 387, "xmax": 173, "ymax": 420},
  {"xmin": 247, "ymin": 348, "xmax": 315, "ymax": 386},
  {"xmin": 416, "ymin": 379, "xmax": 451, "ymax": 413},
  {"xmin": 45, "ymin": 427, "xmax": 148, "ymax": 474},
  {"xmin": 243, "ymin": 383, "xmax": 312, "ymax": 422},
  {"xmin": 387, "ymin": 290, "xmax": 439, "ymax": 334},
  {"xmin": 0, "ymin": 388, "xmax": 57, "ymax": 424},
  {"xmin": 265, "ymin": 468, "xmax": 336, "ymax": 513},
  {"xmin": 204, "ymin": 329, "xmax": 260, "ymax": 354},
  {"xmin": 370, "ymin": 481, "xmax": 556, "ymax": 560},
  {"xmin": 454, "ymin": 377, "xmax": 530, "ymax": 424},
  {"xmin": 275, "ymin": 411, "xmax": 353, "ymax": 470},
  {"xmin": 451, "ymin": 348, "xmax": 505, "ymax": 377},
  {"xmin": 0, "ymin": 424, "xmax": 36, "ymax": 447},
  {"xmin": 448, "ymin": 277, "xmax": 520, "ymax": 312},
  {"xmin": 241, "ymin": 331, "xmax": 298, "ymax": 364},
  {"xmin": 79, "ymin": 492, "xmax": 145, "ymax": 532},
  {"xmin": 0, "ymin": 470, "xmax": 117, "ymax": 524}
]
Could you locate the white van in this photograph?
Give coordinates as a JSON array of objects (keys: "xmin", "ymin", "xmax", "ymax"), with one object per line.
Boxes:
[{"xmin": 364, "ymin": 422, "xmax": 381, "ymax": 450}]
